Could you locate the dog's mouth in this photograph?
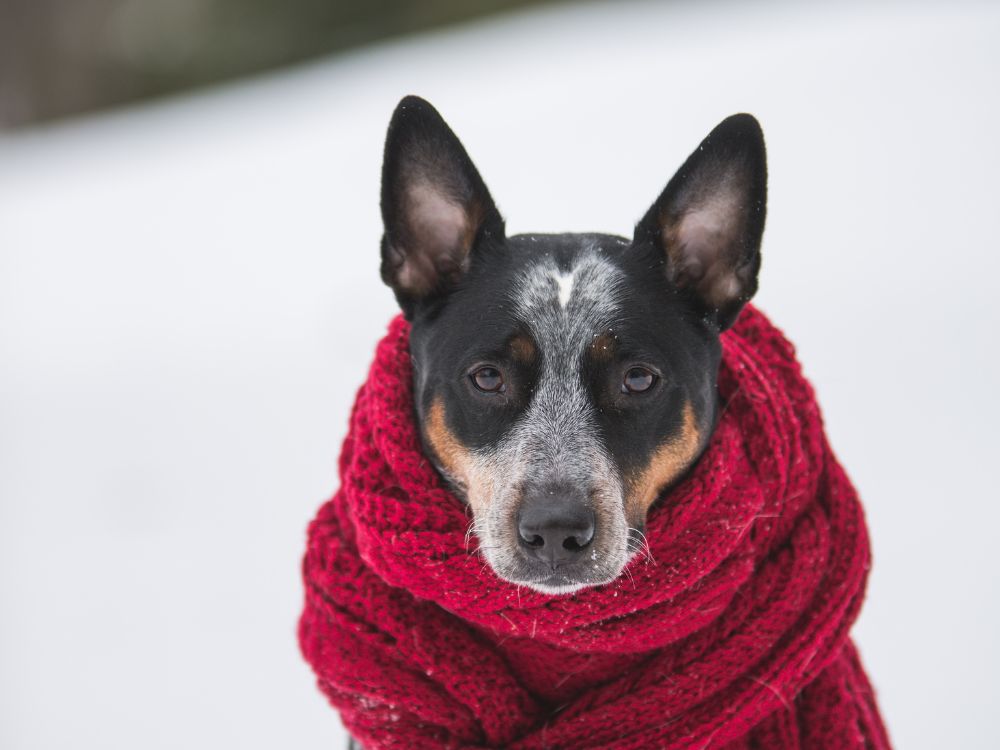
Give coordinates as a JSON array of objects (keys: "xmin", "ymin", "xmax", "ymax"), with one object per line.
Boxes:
[
  {"xmin": 525, "ymin": 576, "xmax": 596, "ymax": 596},
  {"xmin": 522, "ymin": 566, "xmax": 619, "ymax": 595},
  {"xmin": 496, "ymin": 549, "xmax": 633, "ymax": 594},
  {"xmin": 475, "ymin": 527, "xmax": 638, "ymax": 595}
]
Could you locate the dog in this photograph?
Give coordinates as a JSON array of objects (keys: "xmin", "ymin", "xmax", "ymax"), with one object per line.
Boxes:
[
  {"xmin": 316, "ymin": 98, "xmax": 885, "ymax": 750},
  {"xmin": 378, "ymin": 95, "xmax": 764, "ymax": 597}
]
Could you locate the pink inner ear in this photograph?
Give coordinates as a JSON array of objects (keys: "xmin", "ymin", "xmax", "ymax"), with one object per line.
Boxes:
[
  {"xmin": 664, "ymin": 189, "xmax": 746, "ymax": 310},
  {"xmin": 396, "ymin": 182, "xmax": 471, "ymax": 295},
  {"xmin": 408, "ymin": 181, "xmax": 469, "ymax": 252}
]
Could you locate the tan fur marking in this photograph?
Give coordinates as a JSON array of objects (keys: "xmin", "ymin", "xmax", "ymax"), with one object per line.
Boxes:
[
  {"xmin": 508, "ymin": 333, "xmax": 536, "ymax": 363},
  {"xmin": 425, "ymin": 399, "xmax": 470, "ymax": 485},
  {"xmin": 425, "ymin": 399, "xmax": 486, "ymax": 513},
  {"xmin": 626, "ymin": 400, "xmax": 702, "ymax": 524},
  {"xmin": 588, "ymin": 331, "xmax": 616, "ymax": 362}
]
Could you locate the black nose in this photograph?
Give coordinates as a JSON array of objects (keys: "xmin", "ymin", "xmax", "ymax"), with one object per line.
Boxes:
[{"xmin": 517, "ymin": 494, "xmax": 596, "ymax": 567}]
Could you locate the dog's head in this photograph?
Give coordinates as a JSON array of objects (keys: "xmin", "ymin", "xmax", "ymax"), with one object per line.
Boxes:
[{"xmin": 378, "ymin": 96, "xmax": 766, "ymax": 594}]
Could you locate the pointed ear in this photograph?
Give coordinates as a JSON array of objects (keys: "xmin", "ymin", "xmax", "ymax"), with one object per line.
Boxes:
[
  {"xmin": 635, "ymin": 114, "xmax": 767, "ymax": 330},
  {"xmin": 379, "ymin": 96, "xmax": 504, "ymax": 316}
]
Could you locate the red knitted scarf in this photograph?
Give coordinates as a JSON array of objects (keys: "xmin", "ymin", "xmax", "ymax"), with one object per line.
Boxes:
[{"xmin": 299, "ymin": 306, "xmax": 890, "ymax": 749}]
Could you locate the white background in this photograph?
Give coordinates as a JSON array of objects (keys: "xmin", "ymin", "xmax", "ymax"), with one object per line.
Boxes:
[{"xmin": 2, "ymin": 1, "xmax": 998, "ymax": 747}]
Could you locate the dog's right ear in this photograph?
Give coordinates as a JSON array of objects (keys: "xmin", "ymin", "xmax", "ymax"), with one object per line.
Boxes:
[{"xmin": 379, "ymin": 96, "xmax": 504, "ymax": 316}]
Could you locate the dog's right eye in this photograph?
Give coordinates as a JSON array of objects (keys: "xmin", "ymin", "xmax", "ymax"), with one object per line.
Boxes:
[{"xmin": 470, "ymin": 366, "xmax": 505, "ymax": 393}]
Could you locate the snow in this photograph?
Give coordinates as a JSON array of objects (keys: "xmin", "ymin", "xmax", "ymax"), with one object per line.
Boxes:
[{"xmin": 1, "ymin": 1, "xmax": 998, "ymax": 748}]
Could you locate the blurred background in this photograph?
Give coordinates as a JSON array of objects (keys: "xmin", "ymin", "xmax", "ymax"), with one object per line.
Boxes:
[
  {"xmin": 0, "ymin": 0, "xmax": 566, "ymax": 129},
  {"xmin": 1, "ymin": 0, "xmax": 998, "ymax": 748}
]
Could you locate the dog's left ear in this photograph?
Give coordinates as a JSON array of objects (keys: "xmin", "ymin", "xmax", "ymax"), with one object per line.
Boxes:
[
  {"xmin": 379, "ymin": 95, "xmax": 504, "ymax": 316},
  {"xmin": 635, "ymin": 114, "xmax": 767, "ymax": 330}
]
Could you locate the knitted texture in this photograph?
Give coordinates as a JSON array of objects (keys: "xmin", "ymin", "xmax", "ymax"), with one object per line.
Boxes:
[{"xmin": 298, "ymin": 305, "xmax": 890, "ymax": 749}]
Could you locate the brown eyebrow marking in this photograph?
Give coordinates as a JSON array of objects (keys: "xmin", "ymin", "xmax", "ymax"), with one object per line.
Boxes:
[
  {"xmin": 588, "ymin": 330, "xmax": 616, "ymax": 363},
  {"xmin": 625, "ymin": 400, "xmax": 702, "ymax": 525},
  {"xmin": 508, "ymin": 332, "xmax": 537, "ymax": 363}
]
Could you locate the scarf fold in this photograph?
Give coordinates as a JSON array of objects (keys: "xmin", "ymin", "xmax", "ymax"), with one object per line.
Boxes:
[{"xmin": 299, "ymin": 305, "xmax": 890, "ymax": 749}]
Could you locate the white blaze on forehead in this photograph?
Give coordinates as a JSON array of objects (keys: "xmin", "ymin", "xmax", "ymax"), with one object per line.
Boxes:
[
  {"xmin": 515, "ymin": 249, "xmax": 623, "ymax": 321},
  {"xmin": 554, "ymin": 270, "xmax": 575, "ymax": 308}
]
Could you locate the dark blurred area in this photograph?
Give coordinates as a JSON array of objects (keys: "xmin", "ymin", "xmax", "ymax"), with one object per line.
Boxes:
[{"xmin": 0, "ymin": 0, "xmax": 560, "ymax": 129}]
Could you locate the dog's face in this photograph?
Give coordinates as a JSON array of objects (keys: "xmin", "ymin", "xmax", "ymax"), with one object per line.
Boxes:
[{"xmin": 379, "ymin": 97, "xmax": 766, "ymax": 594}]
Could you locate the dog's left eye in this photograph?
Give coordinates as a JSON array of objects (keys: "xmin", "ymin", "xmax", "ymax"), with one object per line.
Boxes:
[
  {"xmin": 622, "ymin": 367, "xmax": 656, "ymax": 394},
  {"xmin": 471, "ymin": 366, "xmax": 505, "ymax": 393}
]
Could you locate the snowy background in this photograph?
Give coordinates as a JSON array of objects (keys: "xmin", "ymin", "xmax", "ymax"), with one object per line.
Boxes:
[{"xmin": 2, "ymin": 1, "xmax": 999, "ymax": 748}]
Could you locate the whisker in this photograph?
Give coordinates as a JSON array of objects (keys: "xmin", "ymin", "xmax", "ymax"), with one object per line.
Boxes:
[
  {"xmin": 622, "ymin": 563, "xmax": 637, "ymax": 589},
  {"xmin": 629, "ymin": 527, "xmax": 656, "ymax": 565}
]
